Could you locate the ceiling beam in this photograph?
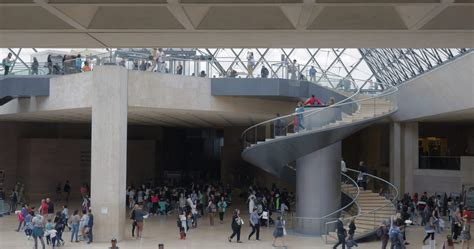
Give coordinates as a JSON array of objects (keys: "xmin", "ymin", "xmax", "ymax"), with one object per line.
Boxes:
[
  {"xmin": 33, "ymin": 0, "xmax": 87, "ymax": 30},
  {"xmin": 166, "ymin": 0, "xmax": 195, "ymax": 30},
  {"xmin": 410, "ymin": 0, "xmax": 455, "ymax": 30}
]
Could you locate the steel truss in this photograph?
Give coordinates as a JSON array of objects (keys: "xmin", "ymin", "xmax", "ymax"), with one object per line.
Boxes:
[{"xmin": 359, "ymin": 48, "xmax": 472, "ymax": 85}]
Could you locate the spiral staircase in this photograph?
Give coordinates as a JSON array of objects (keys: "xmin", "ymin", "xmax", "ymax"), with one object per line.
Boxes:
[{"xmin": 240, "ymin": 79, "xmax": 400, "ymax": 242}]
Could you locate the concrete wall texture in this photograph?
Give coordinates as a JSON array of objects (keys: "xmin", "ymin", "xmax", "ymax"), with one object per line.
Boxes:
[{"xmin": 393, "ymin": 52, "xmax": 474, "ymax": 122}]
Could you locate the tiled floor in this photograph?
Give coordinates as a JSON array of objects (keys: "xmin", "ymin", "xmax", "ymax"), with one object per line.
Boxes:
[{"xmin": 0, "ymin": 202, "xmax": 458, "ymax": 249}]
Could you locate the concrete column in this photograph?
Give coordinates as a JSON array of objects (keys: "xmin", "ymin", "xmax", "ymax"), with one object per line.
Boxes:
[
  {"xmin": 402, "ymin": 122, "xmax": 418, "ymax": 195},
  {"xmin": 295, "ymin": 142, "xmax": 341, "ymax": 235},
  {"xmin": 390, "ymin": 122, "xmax": 402, "ymax": 192},
  {"xmin": 91, "ymin": 66, "xmax": 128, "ymax": 242}
]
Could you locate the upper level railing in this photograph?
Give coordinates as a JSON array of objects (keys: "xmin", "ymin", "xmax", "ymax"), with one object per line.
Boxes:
[{"xmin": 1, "ymin": 50, "xmax": 382, "ymax": 90}]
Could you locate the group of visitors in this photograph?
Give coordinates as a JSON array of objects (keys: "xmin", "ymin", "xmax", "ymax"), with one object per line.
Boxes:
[
  {"xmin": 46, "ymin": 54, "xmax": 91, "ymax": 75},
  {"xmin": 14, "ymin": 199, "xmax": 94, "ymax": 249}
]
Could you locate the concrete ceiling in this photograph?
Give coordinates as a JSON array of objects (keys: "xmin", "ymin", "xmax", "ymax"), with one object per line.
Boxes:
[
  {"xmin": 412, "ymin": 108, "xmax": 474, "ymax": 122},
  {"xmin": 0, "ymin": 0, "xmax": 473, "ymax": 47},
  {"xmin": 0, "ymin": 107, "xmax": 275, "ymax": 127}
]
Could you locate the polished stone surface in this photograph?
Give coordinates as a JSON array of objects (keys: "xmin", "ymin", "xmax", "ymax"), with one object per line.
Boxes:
[{"xmin": 0, "ymin": 203, "xmax": 457, "ymax": 249}]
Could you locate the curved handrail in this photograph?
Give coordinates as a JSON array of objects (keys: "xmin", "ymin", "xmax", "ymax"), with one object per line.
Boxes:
[
  {"xmin": 325, "ymin": 168, "xmax": 399, "ymax": 226},
  {"xmin": 241, "ymin": 79, "xmax": 397, "ymax": 148}
]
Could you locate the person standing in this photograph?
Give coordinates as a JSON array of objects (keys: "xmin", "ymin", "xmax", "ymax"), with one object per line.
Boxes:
[
  {"xmin": 69, "ymin": 210, "xmax": 80, "ymax": 242},
  {"xmin": 228, "ymin": 209, "xmax": 243, "ymax": 243},
  {"xmin": 32, "ymin": 57, "xmax": 39, "ymax": 75},
  {"xmin": 86, "ymin": 210, "xmax": 94, "ymax": 244},
  {"xmin": 176, "ymin": 64, "xmax": 183, "ymax": 75},
  {"xmin": 46, "ymin": 198, "xmax": 55, "ymax": 221},
  {"xmin": 156, "ymin": 48, "xmax": 165, "ymax": 73},
  {"xmin": 334, "ymin": 217, "xmax": 346, "ymax": 249},
  {"xmin": 247, "ymin": 51, "xmax": 255, "ymax": 78},
  {"xmin": 261, "ymin": 65, "xmax": 269, "ymax": 78},
  {"xmin": 217, "ymin": 196, "xmax": 227, "ymax": 224},
  {"xmin": 109, "ymin": 238, "xmax": 119, "ymax": 249},
  {"xmin": 16, "ymin": 204, "xmax": 28, "ymax": 231},
  {"xmin": 309, "ymin": 66, "xmax": 317, "ymax": 82},
  {"xmin": 248, "ymin": 208, "xmax": 260, "ymax": 241},
  {"xmin": 272, "ymin": 216, "xmax": 286, "ymax": 247},
  {"xmin": 10, "ymin": 188, "xmax": 18, "ymax": 212},
  {"xmin": 75, "ymin": 54, "xmax": 82, "ymax": 73},
  {"xmin": 289, "ymin": 59, "xmax": 298, "ymax": 80},
  {"xmin": 63, "ymin": 181, "xmax": 71, "ymax": 203},
  {"xmin": 2, "ymin": 53, "xmax": 13, "ymax": 75},
  {"xmin": 443, "ymin": 235, "xmax": 455, "ymax": 249}
]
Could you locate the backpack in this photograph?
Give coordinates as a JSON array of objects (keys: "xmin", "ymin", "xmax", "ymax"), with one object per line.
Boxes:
[{"xmin": 389, "ymin": 226, "xmax": 400, "ymax": 240}]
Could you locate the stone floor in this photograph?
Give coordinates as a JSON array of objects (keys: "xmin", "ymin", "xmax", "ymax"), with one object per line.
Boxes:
[{"xmin": 0, "ymin": 201, "xmax": 458, "ymax": 249}]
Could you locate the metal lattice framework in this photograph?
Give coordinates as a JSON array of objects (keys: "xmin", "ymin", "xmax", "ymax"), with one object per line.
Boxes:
[
  {"xmin": 359, "ymin": 48, "xmax": 472, "ymax": 86},
  {"xmin": 196, "ymin": 48, "xmax": 376, "ymax": 87}
]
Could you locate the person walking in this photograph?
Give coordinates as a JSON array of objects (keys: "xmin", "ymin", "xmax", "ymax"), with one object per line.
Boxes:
[
  {"xmin": 347, "ymin": 218, "xmax": 358, "ymax": 248},
  {"xmin": 380, "ymin": 221, "xmax": 390, "ymax": 249},
  {"xmin": 461, "ymin": 214, "xmax": 471, "ymax": 249},
  {"xmin": 248, "ymin": 208, "xmax": 260, "ymax": 241},
  {"xmin": 443, "ymin": 235, "xmax": 455, "ymax": 249},
  {"xmin": 217, "ymin": 196, "xmax": 227, "ymax": 224},
  {"xmin": 228, "ymin": 209, "xmax": 243, "ymax": 243},
  {"xmin": 2, "ymin": 53, "xmax": 13, "ymax": 75},
  {"xmin": 134, "ymin": 204, "xmax": 148, "ymax": 239},
  {"xmin": 69, "ymin": 210, "xmax": 80, "ymax": 242},
  {"xmin": 86, "ymin": 210, "xmax": 94, "ymax": 244},
  {"xmin": 294, "ymin": 101, "xmax": 305, "ymax": 133},
  {"xmin": 46, "ymin": 198, "xmax": 55, "ymax": 221},
  {"xmin": 156, "ymin": 48, "xmax": 165, "ymax": 73},
  {"xmin": 334, "ymin": 217, "xmax": 346, "ymax": 249},
  {"xmin": 272, "ymin": 216, "xmax": 286, "ymax": 247},
  {"xmin": 130, "ymin": 204, "xmax": 138, "ymax": 237},
  {"xmin": 207, "ymin": 197, "xmax": 217, "ymax": 226},
  {"xmin": 422, "ymin": 215, "xmax": 435, "ymax": 245},
  {"xmin": 32, "ymin": 213, "xmax": 46, "ymax": 249},
  {"xmin": 16, "ymin": 204, "xmax": 28, "ymax": 231}
]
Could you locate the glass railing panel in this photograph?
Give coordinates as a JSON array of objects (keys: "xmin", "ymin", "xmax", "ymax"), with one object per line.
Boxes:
[{"xmin": 419, "ymin": 156, "xmax": 461, "ymax": 170}]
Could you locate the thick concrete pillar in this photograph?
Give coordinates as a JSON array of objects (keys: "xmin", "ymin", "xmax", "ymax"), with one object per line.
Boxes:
[
  {"xmin": 295, "ymin": 142, "xmax": 341, "ymax": 235},
  {"xmin": 390, "ymin": 122, "xmax": 402, "ymax": 192},
  {"xmin": 402, "ymin": 122, "xmax": 418, "ymax": 195},
  {"xmin": 390, "ymin": 122, "xmax": 418, "ymax": 195},
  {"xmin": 91, "ymin": 66, "xmax": 128, "ymax": 242}
]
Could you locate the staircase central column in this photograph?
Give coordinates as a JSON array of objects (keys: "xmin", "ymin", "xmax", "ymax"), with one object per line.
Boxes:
[{"xmin": 295, "ymin": 142, "xmax": 341, "ymax": 235}]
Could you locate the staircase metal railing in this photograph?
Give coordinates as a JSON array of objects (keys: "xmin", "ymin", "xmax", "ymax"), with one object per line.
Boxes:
[
  {"xmin": 323, "ymin": 168, "xmax": 399, "ymax": 243},
  {"xmin": 240, "ymin": 77, "xmax": 397, "ymax": 150}
]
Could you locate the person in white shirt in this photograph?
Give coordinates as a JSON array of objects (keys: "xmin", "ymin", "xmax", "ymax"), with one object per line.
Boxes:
[
  {"xmin": 156, "ymin": 48, "xmax": 166, "ymax": 73},
  {"xmin": 341, "ymin": 159, "xmax": 347, "ymax": 173}
]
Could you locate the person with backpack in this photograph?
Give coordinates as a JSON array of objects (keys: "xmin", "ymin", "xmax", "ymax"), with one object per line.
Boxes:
[
  {"xmin": 334, "ymin": 216, "xmax": 347, "ymax": 249},
  {"xmin": 2, "ymin": 53, "xmax": 13, "ymax": 75},
  {"xmin": 228, "ymin": 209, "xmax": 243, "ymax": 243}
]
